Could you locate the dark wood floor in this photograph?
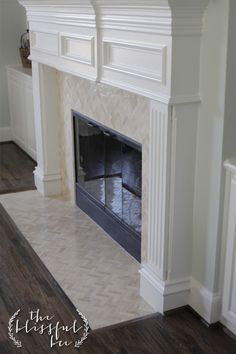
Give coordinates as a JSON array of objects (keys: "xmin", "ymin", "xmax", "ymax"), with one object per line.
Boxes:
[
  {"xmin": 0, "ymin": 204, "xmax": 236, "ymax": 354},
  {"xmin": 82, "ymin": 310, "xmax": 236, "ymax": 354},
  {"xmin": 0, "ymin": 142, "xmax": 36, "ymax": 194}
]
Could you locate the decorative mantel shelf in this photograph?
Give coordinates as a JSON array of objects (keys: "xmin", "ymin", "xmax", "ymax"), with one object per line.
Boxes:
[
  {"xmin": 18, "ymin": 0, "xmax": 212, "ymax": 316},
  {"xmin": 19, "ymin": 0, "xmax": 208, "ymax": 103}
]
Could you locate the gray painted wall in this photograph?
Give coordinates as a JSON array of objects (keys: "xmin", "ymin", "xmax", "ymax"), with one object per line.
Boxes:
[{"xmin": 0, "ymin": 0, "xmax": 26, "ymax": 127}]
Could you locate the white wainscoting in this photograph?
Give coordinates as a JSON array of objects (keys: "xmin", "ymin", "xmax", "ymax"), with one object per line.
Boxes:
[
  {"xmin": 221, "ymin": 159, "xmax": 236, "ymax": 335},
  {"xmin": 6, "ymin": 65, "xmax": 36, "ymax": 160}
]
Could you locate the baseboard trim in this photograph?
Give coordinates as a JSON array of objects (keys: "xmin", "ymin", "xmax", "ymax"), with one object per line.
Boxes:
[
  {"xmin": 140, "ymin": 266, "xmax": 165, "ymax": 312},
  {"xmin": 220, "ymin": 317, "xmax": 236, "ymax": 336},
  {"xmin": 34, "ymin": 168, "xmax": 62, "ymax": 196},
  {"xmin": 189, "ymin": 277, "xmax": 221, "ymax": 324},
  {"xmin": 0, "ymin": 127, "xmax": 12, "ymax": 142},
  {"xmin": 140, "ymin": 265, "xmax": 190, "ymax": 313},
  {"xmin": 140, "ymin": 269, "xmax": 222, "ymax": 323}
]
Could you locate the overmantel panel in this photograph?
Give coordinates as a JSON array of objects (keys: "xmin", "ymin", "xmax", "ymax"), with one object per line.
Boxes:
[
  {"xmin": 99, "ymin": 29, "xmax": 171, "ymax": 101},
  {"xmin": 29, "ymin": 21, "xmax": 97, "ymax": 81},
  {"xmin": 19, "ymin": 0, "xmax": 209, "ymax": 101}
]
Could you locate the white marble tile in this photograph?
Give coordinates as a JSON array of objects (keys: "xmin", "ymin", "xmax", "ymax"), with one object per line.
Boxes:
[
  {"xmin": 57, "ymin": 73, "xmax": 150, "ymax": 262},
  {"xmin": 0, "ymin": 191, "xmax": 154, "ymax": 329}
]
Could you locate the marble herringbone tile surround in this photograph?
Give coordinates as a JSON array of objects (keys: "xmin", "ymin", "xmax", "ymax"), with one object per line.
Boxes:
[
  {"xmin": 0, "ymin": 191, "xmax": 154, "ymax": 329},
  {"xmin": 58, "ymin": 73, "xmax": 150, "ymax": 262}
]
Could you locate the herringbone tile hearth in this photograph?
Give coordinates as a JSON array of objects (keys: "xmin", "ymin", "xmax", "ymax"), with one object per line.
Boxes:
[{"xmin": 0, "ymin": 191, "xmax": 154, "ymax": 329}]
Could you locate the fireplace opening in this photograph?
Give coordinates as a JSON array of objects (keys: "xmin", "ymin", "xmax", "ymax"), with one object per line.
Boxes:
[{"xmin": 73, "ymin": 112, "xmax": 142, "ymax": 261}]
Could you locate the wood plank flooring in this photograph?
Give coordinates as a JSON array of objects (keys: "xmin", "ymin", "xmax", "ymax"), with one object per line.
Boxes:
[
  {"xmin": 0, "ymin": 142, "xmax": 36, "ymax": 194},
  {"xmin": 81, "ymin": 310, "xmax": 236, "ymax": 354},
  {"xmin": 1, "ymin": 204, "xmax": 236, "ymax": 353}
]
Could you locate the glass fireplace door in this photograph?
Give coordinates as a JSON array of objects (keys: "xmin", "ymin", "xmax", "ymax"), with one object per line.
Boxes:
[
  {"xmin": 74, "ymin": 112, "xmax": 142, "ymax": 261},
  {"xmin": 75, "ymin": 118, "xmax": 105, "ymax": 205},
  {"xmin": 121, "ymin": 145, "xmax": 142, "ymax": 234},
  {"xmin": 104, "ymin": 134, "xmax": 142, "ymax": 234},
  {"xmin": 104, "ymin": 132, "xmax": 123, "ymax": 219}
]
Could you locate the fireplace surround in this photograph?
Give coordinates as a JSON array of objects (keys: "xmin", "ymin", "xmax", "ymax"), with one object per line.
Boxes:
[{"xmin": 18, "ymin": 0, "xmax": 212, "ymax": 317}]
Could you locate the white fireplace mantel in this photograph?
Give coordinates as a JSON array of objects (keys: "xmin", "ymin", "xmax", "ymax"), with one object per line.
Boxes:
[
  {"xmin": 19, "ymin": 0, "xmax": 208, "ymax": 103},
  {"xmin": 18, "ymin": 0, "xmax": 216, "ymax": 319}
]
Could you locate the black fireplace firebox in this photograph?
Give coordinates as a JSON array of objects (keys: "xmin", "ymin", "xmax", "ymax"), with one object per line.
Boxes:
[{"xmin": 73, "ymin": 112, "xmax": 142, "ymax": 261}]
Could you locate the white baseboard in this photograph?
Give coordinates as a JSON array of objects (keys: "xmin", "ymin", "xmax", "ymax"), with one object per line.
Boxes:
[
  {"xmin": 0, "ymin": 126, "xmax": 12, "ymax": 142},
  {"xmin": 140, "ymin": 266, "xmax": 165, "ymax": 312},
  {"xmin": 34, "ymin": 167, "xmax": 62, "ymax": 196},
  {"xmin": 140, "ymin": 265, "xmax": 190, "ymax": 313},
  {"xmin": 221, "ymin": 317, "xmax": 236, "ymax": 336},
  {"xmin": 140, "ymin": 266, "xmax": 221, "ymax": 324},
  {"xmin": 189, "ymin": 277, "xmax": 221, "ymax": 323}
]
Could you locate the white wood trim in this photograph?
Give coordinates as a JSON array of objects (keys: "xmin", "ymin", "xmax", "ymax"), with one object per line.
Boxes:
[
  {"xmin": 102, "ymin": 39, "xmax": 167, "ymax": 84},
  {"xmin": 32, "ymin": 62, "xmax": 62, "ymax": 196},
  {"xmin": 18, "ymin": 0, "xmax": 209, "ymax": 101},
  {"xmin": 140, "ymin": 265, "xmax": 190, "ymax": 312},
  {"xmin": 34, "ymin": 168, "xmax": 62, "ymax": 196},
  {"xmin": 189, "ymin": 277, "xmax": 221, "ymax": 324},
  {"xmin": 221, "ymin": 161, "xmax": 236, "ymax": 334},
  {"xmin": 224, "ymin": 158, "xmax": 236, "ymax": 174},
  {"xmin": 59, "ymin": 33, "xmax": 95, "ymax": 66},
  {"xmin": 6, "ymin": 65, "xmax": 37, "ymax": 160},
  {"xmin": 146, "ymin": 100, "xmax": 171, "ymax": 280},
  {"xmin": 140, "ymin": 270, "xmax": 222, "ymax": 321},
  {"xmin": 31, "ymin": 30, "xmax": 59, "ymax": 56},
  {"xmin": 29, "ymin": 53, "xmax": 97, "ymax": 82},
  {"xmin": 19, "ymin": 0, "xmax": 208, "ymax": 36}
]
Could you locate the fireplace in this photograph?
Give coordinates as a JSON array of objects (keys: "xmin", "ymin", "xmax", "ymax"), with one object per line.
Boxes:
[
  {"xmin": 20, "ymin": 0, "xmax": 211, "ymax": 315},
  {"xmin": 73, "ymin": 112, "xmax": 142, "ymax": 261}
]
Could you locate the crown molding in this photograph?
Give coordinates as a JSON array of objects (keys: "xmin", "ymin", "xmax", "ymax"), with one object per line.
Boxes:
[{"xmin": 18, "ymin": 0, "xmax": 209, "ymax": 36}]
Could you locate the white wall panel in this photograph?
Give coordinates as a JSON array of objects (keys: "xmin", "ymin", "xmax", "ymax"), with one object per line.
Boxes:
[
  {"xmin": 31, "ymin": 31, "xmax": 58, "ymax": 55},
  {"xmin": 60, "ymin": 34, "xmax": 95, "ymax": 65}
]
